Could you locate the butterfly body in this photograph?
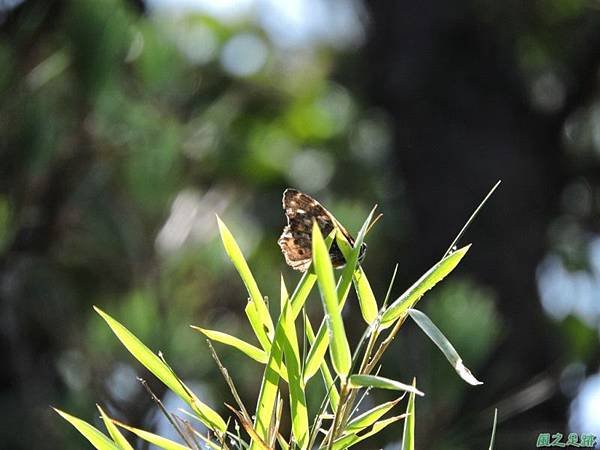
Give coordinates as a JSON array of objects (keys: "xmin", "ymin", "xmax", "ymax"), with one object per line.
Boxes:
[{"xmin": 278, "ymin": 188, "xmax": 367, "ymax": 272}]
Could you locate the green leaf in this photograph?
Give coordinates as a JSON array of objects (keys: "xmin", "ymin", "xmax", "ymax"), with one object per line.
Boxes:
[
  {"xmin": 346, "ymin": 397, "xmax": 402, "ymax": 433},
  {"xmin": 306, "ymin": 209, "xmax": 377, "ymax": 381},
  {"xmin": 94, "ymin": 307, "xmax": 226, "ymax": 432},
  {"xmin": 290, "ymin": 270, "xmax": 317, "ymax": 319},
  {"xmin": 303, "ymin": 314, "xmax": 339, "ymax": 410},
  {"xmin": 97, "ymin": 405, "xmax": 134, "ymax": 450},
  {"xmin": 335, "ymin": 205, "xmax": 377, "ymax": 306},
  {"xmin": 407, "ymin": 308, "xmax": 483, "ymax": 386},
  {"xmin": 280, "ymin": 279, "xmax": 309, "ymax": 448},
  {"xmin": 54, "ymin": 408, "xmax": 120, "ymax": 450},
  {"xmin": 303, "ymin": 321, "xmax": 329, "ymax": 383},
  {"xmin": 348, "ymin": 375, "xmax": 424, "ymax": 397},
  {"xmin": 113, "ymin": 421, "xmax": 191, "ymax": 450},
  {"xmin": 217, "ymin": 216, "xmax": 274, "ymax": 339},
  {"xmin": 252, "ymin": 319, "xmax": 285, "ymax": 448},
  {"xmin": 244, "ymin": 299, "xmax": 272, "ymax": 354},
  {"xmin": 312, "ymin": 222, "xmax": 351, "ymax": 381},
  {"xmin": 353, "ymin": 267, "xmax": 378, "ymax": 324},
  {"xmin": 191, "ymin": 327, "xmax": 268, "ymax": 364},
  {"xmin": 328, "ymin": 415, "xmax": 405, "ymax": 450},
  {"xmin": 401, "ymin": 380, "xmax": 416, "ymax": 450},
  {"xmin": 381, "ymin": 245, "xmax": 471, "ymax": 327}
]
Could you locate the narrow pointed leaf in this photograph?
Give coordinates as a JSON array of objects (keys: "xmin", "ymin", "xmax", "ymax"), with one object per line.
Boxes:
[
  {"xmin": 97, "ymin": 405, "xmax": 134, "ymax": 450},
  {"xmin": 290, "ymin": 270, "xmax": 317, "ymax": 319},
  {"xmin": 303, "ymin": 321, "xmax": 329, "ymax": 383},
  {"xmin": 401, "ymin": 381, "xmax": 416, "ymax": 450},
  {"xmin": 381, "ymin": 245, "xmax": 470, "ymax": 327},
  {"xmin": 335, "ymin": 205, "xmax": 377, "ymax": 305},
  {"xmin": 328, "ymin": 415, "xmax": 405, "ymax": 450},
  {"xmin": 280, "ymin": 281, "xmax": 309, "ymax": 448},
  {"xmin": 280, "ymin": 275, "xmax": 289, "ymax": 313},
  {"xmin": 94, "ymin": 307, "xmax": 226, "ymax": 432},
  {"xmin": 346, "ymin": 397, "xmax": 402, "ymax": 433},
  {"xmin": 353, "ymin": 267, "xmax": 378, "ymax": 324},
  {"xmin": 306, "ymin": 209, "xmax": 378, "ymax": 378},
  {"xmin": 217, "ymin": 216, "xmax": 274, "ymax": 336},
  {"xmin": 312, "ymin": 222, "xmax": 351, "ymax": 381},
  {"xmin": 348, "ymin": 375, "xmax": 424, "ymax": 396},
  {"xmin": 276, "ymin": 433, "xmax": 290, "ymax": 450},
  {"xmin": 191, "ymin": 327, "xmax": 268, "ymax": 364},
  {"xmin": 113, "ymin": 421, "xmax": 191, "ymax": 450},
  {"xmin": 244, "ymin": 300, "xmax": 272, "ymax": 353},
  {"xmin": 303, "ymin": 314, "xmax": 339, "ymax": 409},
  {"xmin": 252, "ymin": 319, "xmax": 285, "ymax": 448},
  {"xmin": 407, "ymin": 308, "xmax": 483, "ymax": 386},
  {"xmin": 54, "ymin": 408, "xmax": 120, "ymax": 450}
]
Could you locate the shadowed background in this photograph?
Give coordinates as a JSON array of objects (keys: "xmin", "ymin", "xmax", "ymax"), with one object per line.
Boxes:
[{"xmin": 1, "ymin": 0, "xmax": 600, "ymax": 448}]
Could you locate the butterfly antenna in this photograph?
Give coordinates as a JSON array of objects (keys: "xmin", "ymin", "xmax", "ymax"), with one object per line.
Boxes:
[
  {"xmin": 443, "ymin": 180, "xmax": 501, "ymax": 258},
  {"xmin": 365, "ymin": 211, "xmax": 383, "ymax": 235}
]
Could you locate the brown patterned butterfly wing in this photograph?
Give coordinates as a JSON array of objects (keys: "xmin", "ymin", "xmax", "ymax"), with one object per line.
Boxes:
[{"xmin": 278, "ymin": 189, "xmax": 364, "ymax": 272}]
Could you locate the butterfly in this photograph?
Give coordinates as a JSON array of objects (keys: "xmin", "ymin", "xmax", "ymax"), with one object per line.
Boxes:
[{"xmin": 278, "ymin": 188, "xmax": 368, "ymax": 272}]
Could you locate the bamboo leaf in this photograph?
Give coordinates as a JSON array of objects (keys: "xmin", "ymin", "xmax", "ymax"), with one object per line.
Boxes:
[
  {"xmin": 348, "ymin": 375, "xmax": 424, "ymax": 397},
  {"xmin": 353, "ymin": 267, "xmax": 378, "ymax": 324},
  {"xmin": 346, "ymin": 397, "xmax": 402, "ymax": 433},
  {"xmin": 407, "ymin": 308, "xmax": 483, "ymax": 386},
  {"xmin": 191, "ymin": 327, "xmax": 268, "ymax": 364},
  {"xmin": 94, "ymin": 307, "xmax": 226, "ymax": 432},
  {"xmin": 381, "ymin": 245, "xmax": 470, "ymax": 327},
  {"xmin": 401, "ymin": 380, "xmax": 416, "ymax": 450},
  {"xmin": 335, "ymin": 205, "xmax": 377, "ymax": 305},
  {"xmin": 244, "ymin": 299, "xmax": 272, "ymax": 353},
  {"xmin": 112, "ymin": 420, "xmax": 191, "ymax": 450},
  {"xmin": 289, "ymin": 270, "xmax": 317, "ymax": 319},
  {"xmin": 312, "ymin": 222, "xmax": 351, "ymax": 381},
  {"xmin": 306, "ymin": 209, "xmax": 377, "ymax": 380},
  {"xmin": 303, "ymin": 314, "xmax": 339, "ymax": 409},
  {"xmin": 252, "ymin": 318, "xmax": 285, "ymax": 448},
  {"xmin": 328, "ymin": 415, "xmax": 405, "ymax": 450},
  {"xmin": 97, "ymin": 405, "xmax": 134, "ymax": 450},
  {"xmin": 280, "ymin": 280, "xmax": 309, "ymax": 448},
  {"xmin": 217, "ymin": 216, "xmax": 274, "ymax": 338},
  {"xmin": 303, "ymin": 321, "xmax": 329, "ymax": 383},
  {"xmin": 54, "ymin": 408, "xmax": 120, "ymax": 450}
]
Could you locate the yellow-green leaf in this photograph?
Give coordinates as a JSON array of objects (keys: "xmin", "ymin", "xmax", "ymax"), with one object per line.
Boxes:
[
  {"xmin": 346, "ymin": 397, "xmax": 402, "ymax": 433},
  {"xmin": 353, "ymin": 267, "xmax": 378, "ymax": 324},
  {"xmin": 191, "ymin": 327, "xmax": 268, "ymax": 364},
  {"xmin": 54, "ymin": 408, "xmax": 120, "ymax": 450},
  {"xmin": 280, "ymin": 280, "xmax": 309, "ymax": 448},
  {"xmin": 303, "ymin": 321, "xmax": 329, "ymax": 383},
  {"xmin": 304, "ymin": 314, "xmax": 339, "ymax": 410},
  {"xmin": 312, "ymin": 222, "xmax": 351, "ymax": 381},
  {"xmin": 381, "ymin": 245, "xmax": 470, "ymax": 327},
  {"xmin": 97, "ymin": 405, "xmax": 134, "ymax": 450},
  {"xmin": 348, "ymin": 375, "xmax": 424, "ymax": 397},
  {"xmin": 327, "ymin": 415, "xmax": 405, "ymax": 450},
  {"xmin": 401, "ymin": 380, "xmax": 416, "ymax": 450},
  {"xmin": 217, "ymin": 216, "xmax": 274, "ymax": 337},
  {"xmin": 113, "ymin": 421, "xmax": 191, "ymax": 450},
  {"xmin": 94, "ymin": 307, "xmax": 226, "ymax": 432},
  {"xmin": 335, "ymin": 205, "xmax": 377, "ymax": 305}
]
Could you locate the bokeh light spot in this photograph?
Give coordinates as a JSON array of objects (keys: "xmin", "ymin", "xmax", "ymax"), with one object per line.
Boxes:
[{"xmin": 221, "ymin": 33, "xmax": 268, "ymax": 77}]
